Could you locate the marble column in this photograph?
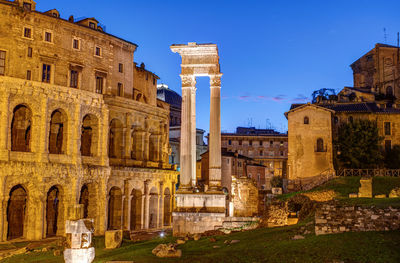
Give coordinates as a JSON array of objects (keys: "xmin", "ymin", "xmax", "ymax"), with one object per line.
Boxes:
[
  {"xmin": 179, "ymin": 75, "xmax": 196, "ymax": 190},
  {"xmin": 209, "ymin": 74, "xmax": 222, "ymax": 190}
]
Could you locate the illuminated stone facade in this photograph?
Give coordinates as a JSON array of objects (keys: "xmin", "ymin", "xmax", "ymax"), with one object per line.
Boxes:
[
  {"xmin": 286, "ymin": 44, "xmax": 400, "ymax": 191},
  {"xmin": 0, "ymin": 0, "xmax": 177, "ymax": 241}
]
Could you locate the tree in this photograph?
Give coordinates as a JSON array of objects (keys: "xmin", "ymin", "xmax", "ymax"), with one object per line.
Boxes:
[
  {"xmin": 385, "ymin": 145, "xmax": 400, "ymax": 169},
  {"xmin": 335, "ymin": 119, "xmax": 383, "ymax": 168}
]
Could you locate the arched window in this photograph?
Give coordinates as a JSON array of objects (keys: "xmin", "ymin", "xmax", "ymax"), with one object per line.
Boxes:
[
  {"xmin": 348, "ymin": 116, "xmax": 353, "ymax": 123},
  {"xmin": 316, "ymin": 138, "xmax": 324, "ymax": 152},
  {"xmin": 11, "ymin": 105, "xmax": 32, "ymax": 152},
  {"xmin": 49, "ymin": 110, "xmax": 66, "ymax": 154},
  {"xmin": 81, "ymin": 114, "xmax": 98, "ymax": 156},
  {"xmin": 304, "ymin": 116, "xmax": 309, "ymax": 124},
  {"xmin": 386, "ymin": 86, "xmax": 393, "ymax": 96}
]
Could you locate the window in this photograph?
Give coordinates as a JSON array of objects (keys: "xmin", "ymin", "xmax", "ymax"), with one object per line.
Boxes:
[
  {"xmin": 316, "ymin": 138, "xmax": 324, "ymax": 152},
  {"xmin": 42, "ymin": 64, "xmax": 51, "ymax": 83},
  {"xmin": 89, "ymin": 22, "xmax": 96, "ymax": 29},
  {"xmin": 95, "ymin": 76, "xmax": 103, "ymax": 94},
  {"xmin": 348, "ymin": 116, "xmax": 353, "ymax": 123},
  {"xmin": 259, "ymin": 140, "xmax": 263, "ymax": 146},
  {"xmin": 26, "ymin": 70, "xmax": 31, "ymax": 80},
  {"xmin": 228, "ymin": 140, "xmax": 231, "ymax": 145},
  {"xmin": 334, "ymin": 116, "xmax": 339, "ymax": 124},
  {"xmin": 27, "ymin": 47, "xmax": 32, "ymax": 57},
  {"xmin": 70, "ymin": 70, "xmax": 78, "ymax": 88},
  {"xmin": 249, "ymin": 141, "xmax": 252, "ymax": 146},
  {"xmin": 260, "ymin": 150, "xmax": 263, "ymax": 156},
  {"xmin": 239, "ymin": 140, "xmax": 242, "ymax": 146},
  {"xmin": 280, "ymin": 151, "xmax": 284, "ymax": 156},
  {"xmin": 23, "ymin": 2, "xmax": 32, "ymax": 10},
  {"xmin": 270, "ymin": 140, "xmax": 273, "ymax": 146},
  {"xmin": 385, "ymin": 140, "xmax": 392, "ymax": 152},
  {"xmin": 95, "ymin": 47, "xmax": 101, "ymax": 56},
  {"xmin": 384, "ymin": 122, "xmax": 391, "ymax": 136},
  {"xmin": 117, "ymin": 83, "xmax": 123, "ymax": 96},
  {"xmin": 45, "ymin": 32, "xmax": 52, "ymax": 42},
  {"xmin": 0, "ymin": 50, "xmax": 5, "ymax": 75},
  {"xmin": 304, "ymin": 116, "xmax": 309, "ymax": 124},
  {"xmin": 73, "ymin": 39, "xmax": 80, "ymax": 50},
  {"xmin": 118, "ymin": 63, "xmax": 123, "ymax": 73},
  {"xmin": 280, "ymin": 141, "xmax": 283, "ymax": 146},
  {"xmin": 23, "ymin": 27, "xmax": 32, "ymax": 38}
]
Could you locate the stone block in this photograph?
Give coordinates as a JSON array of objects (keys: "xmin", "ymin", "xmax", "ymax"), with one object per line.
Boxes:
[
  {"xmin": 64, "ymin": 247, "xmax": 95, "ymax": 263},
  {"xmin": 105, "ymin": 230, "xmax": 123, "ymax": 249},
  {"xmin": 271, "ymin": 187, "xmax": 282, "ymax": 195},
  {"xmin": 389, "ymin": 187, "xmax": 400, "ymax": 198},
  {"xmin": 358, "ymin": 178, "xmax": 372, "ymax": 198},
  {"xmin": 374, "ymin": 194, "xmax": 386, "ymax": 199},
  {"xmin": 348, "ymin": 193, "xmax": 358, "ymax": 198},
  {"xmin": 152, "ymin": 244, "xmax": 182, "ymax": 258}
]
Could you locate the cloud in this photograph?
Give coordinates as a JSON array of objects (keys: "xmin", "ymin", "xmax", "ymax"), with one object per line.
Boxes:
[
  {"xmin": 229, "ymin": 94, "xmax": 309, "ymax": 104},
  {"xmin": 291, "ymin": 94, "xmax": 309, "ymax": 103}
]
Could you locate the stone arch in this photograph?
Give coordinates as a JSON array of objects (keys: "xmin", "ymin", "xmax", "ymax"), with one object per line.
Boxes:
[
  {"xmin": 7, "ymin": 185, "xmax": 27, "ymax": 240},
  {"xmin": 303, "ymin": 116, "xmax": 309, "ymax": 124},
  {"xmin": 46, "ymin": 185, "xmax": 64, "ymax": 237},
  {"xmin": 149, "ymin": 187, "xmax": 158, "ymax": 229},
  {"xmin": 163, "ymin": 188, "xmax": 171, "ymax": 226},
  {"xmin": 316, "ymin": 138, "xmax": 324, "ymax": 152},
  {"xmin": 49, "ymin": 109, "xmax": 67, "ymax": 154},
  {"xmin": 149, "ymin": 133, "xmax": 160, "ymax": 162},
  {"xmin": 130, "ymin": 189, "xmax": 142, "ymax": 230},
  {"xmin": 81, "ymin": 114, "xmax": 99, "ymax": 156},
  {"xmin": 108, "ymin": 186, "xmax": 122, "ymax": 230},
  {"xmin": 11, "ymin": 104, "xmax": 32, "ymax": 152},
  {"xmin": 108, "ymin": 118, "xmax": 124, "ymax": 158}
]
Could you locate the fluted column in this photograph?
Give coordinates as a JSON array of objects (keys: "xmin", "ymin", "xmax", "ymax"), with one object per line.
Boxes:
[
  {"xmin": 209, "ymin": 74, "xmax": 222, "ymax": 190},
  {"xmin": 179, "ymin": 75, "xmax": 196, "ymax": 190}
]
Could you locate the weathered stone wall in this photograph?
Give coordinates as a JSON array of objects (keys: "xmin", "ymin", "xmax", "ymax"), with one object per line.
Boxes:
[
  {"xmin": 261, "ymin": 201, "xmax": 288, "ymax": 227},
  {"xmin": 287, "ymin": 104, "xmax": 335, "ymax": 191},
  {"xmin": 231, "ymin": 176, "xmax": 258, "ymax": 217},
  {"xmin": 315, "ymin": 202, "xmax": 400, "ymax": 235}
]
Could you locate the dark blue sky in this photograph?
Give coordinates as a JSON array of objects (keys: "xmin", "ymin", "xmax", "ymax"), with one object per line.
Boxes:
[{"xmin": 37, "ymin": 0, "xmax": 400, "ymax": 133}]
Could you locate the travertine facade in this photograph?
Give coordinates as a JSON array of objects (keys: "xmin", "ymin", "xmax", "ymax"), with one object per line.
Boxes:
[{"xmin": 0, "ymin": 0, "xmax": 177, "ymax": 241}]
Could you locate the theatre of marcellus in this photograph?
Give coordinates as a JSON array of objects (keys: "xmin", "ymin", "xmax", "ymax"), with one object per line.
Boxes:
[{"xmin": 0, "ymin": 0, "xmax": 178, "ymax": 241}]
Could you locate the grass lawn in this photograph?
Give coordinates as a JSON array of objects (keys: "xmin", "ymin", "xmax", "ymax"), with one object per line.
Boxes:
[{"xmin": 3, "ymin": 222, "xmax": 400, "ymax": 263}]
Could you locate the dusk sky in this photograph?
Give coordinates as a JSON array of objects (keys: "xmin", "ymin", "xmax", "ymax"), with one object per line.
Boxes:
[{"xmin": 36, "ymin": 0, "xmax": 400, "ymax": 133}]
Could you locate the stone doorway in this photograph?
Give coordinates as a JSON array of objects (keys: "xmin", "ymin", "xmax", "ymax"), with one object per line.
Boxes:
[
  {"xmin": 130, "ymin": 189, "xmax": 142, "ymax": 230},
  {"xmin": 108, "ymin": 187, "xmax": 122, "ymax": 230},
  {"xmin": 46, "ymin": 186, "xmax": 60, "ymax": 237},
  {"xmin": 7, "ymin": 185, "xmax": 27, "ymax": 240}
]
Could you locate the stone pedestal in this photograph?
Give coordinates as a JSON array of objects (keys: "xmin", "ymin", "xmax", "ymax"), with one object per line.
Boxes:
[
  {"xmin": 172, "ymin": 193, "xmax": 226, "ymax": 236},
  {"xmin": 358, "ymin": 178, "xmax": 372, "ymax": 198},
  {"xmin": 64, "ymin": 219, "xmax": 95, "ymax": 263}
]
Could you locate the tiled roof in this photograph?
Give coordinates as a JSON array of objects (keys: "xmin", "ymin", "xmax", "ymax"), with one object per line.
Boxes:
[{"xmin": 289, "ymin": 103, "xmax": 400, "ymax": 114}]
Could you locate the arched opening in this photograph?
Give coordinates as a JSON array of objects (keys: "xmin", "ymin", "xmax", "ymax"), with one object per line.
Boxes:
[
  {"xmin": 49, "ymin": 110, "xmax": 66, "ymax": 154},
  {"xmin": 81, "ymin": 114, "xmax": 98, "ymax": 156},
  {"xmin": 79, "ymin": 185, "xmax": 89, "ymax": 218},
  {"xmin": 108, "ymin": 119, "xmax": 123, "ymax": 158},
  {"xmin": 108, "ymin": 187, "xmax": 122, "ymax": 230},
  {"xmin": 316, "ymin": 138, "xmax": 324, "ymax": 152},
  {"xmin": 386, "ymin": 86, "xmax": 393, "ymax": 96},
  {"xmin": 130, "ymin": 189, "xmax": 142, "ymax": 230},
  {"xmin": 303, "ymin": 116, "xmax": 309, "ymax": 125},
  {"xmin": 348, "ymin": 116, "xmax": 353, "ymax": 123},
  {"xmin": 149, "ymin": 187, "xmax": 158, "ymax": 229},
  {"xmin": 11, "ymin": 105, "xmax": 32, "ymax": 152},
  {"xmin": 46, "ymin": 186, "xmax": 60, "ymax": 237},
  {"xmin": 163, "ymin": 188, "xmax": 171, "ymax": 226},
  {"xmin": 7, "ymin": 185, "xmax": 27, "ymax": 240}
]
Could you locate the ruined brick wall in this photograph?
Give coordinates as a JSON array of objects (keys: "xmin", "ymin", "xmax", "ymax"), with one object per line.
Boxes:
[
  {"xmin": 261, "ymin": 201, "xmax": 288, "ymax": 227},
  {"xmin": 231, "ymin": 176, "xmax": 258, "ymax": 217},
  {"xmin": 315, "ymin": 202, "xmax": 400, "ymax": 235}
]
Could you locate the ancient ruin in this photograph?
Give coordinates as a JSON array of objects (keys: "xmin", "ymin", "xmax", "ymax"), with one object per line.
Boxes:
[{"xmin": 170, "ymin": 43, "xmax": 226, "ymax": 236}]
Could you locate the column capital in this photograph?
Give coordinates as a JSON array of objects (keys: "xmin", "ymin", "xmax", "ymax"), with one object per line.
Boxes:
[
  {"xmin": 180, "ymin": 74, "xmax": 196, "ymax": 88},
  {"xmin": 209, "ymin": 74, "xmax": 222, "ymax": 87}
]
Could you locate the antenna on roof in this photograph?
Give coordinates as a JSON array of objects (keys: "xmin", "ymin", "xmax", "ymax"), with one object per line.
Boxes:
[{"xmin": 384, "ymin": 28, "xmax": 387, "ymax": 43}]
